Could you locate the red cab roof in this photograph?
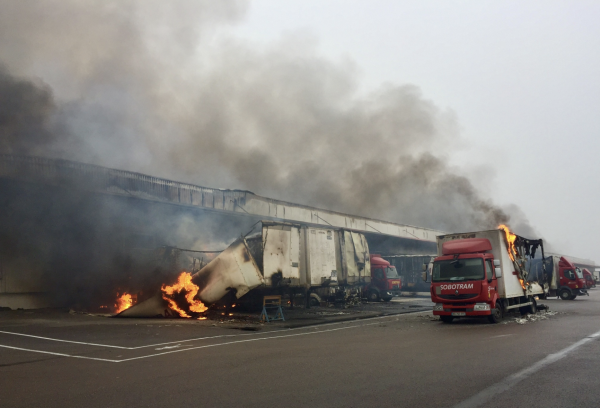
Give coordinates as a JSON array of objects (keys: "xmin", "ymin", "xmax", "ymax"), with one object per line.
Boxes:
[
  {"xmin": 558, "ymin": 257, "xmax": 575, "ymax": 268},
  {"xmin": 370, "ymin": 254, "xmax": 390, "ymax": 266},
  {"xmin": 442, "ymin": 238, "xmax": 492, "ymax": 255}
]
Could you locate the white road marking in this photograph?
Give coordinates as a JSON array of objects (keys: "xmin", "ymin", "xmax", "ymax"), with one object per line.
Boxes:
[
  {"xmin": 488, "ymin": 334, "xmax": 514, "ymax": 339},
  {"xmin": 0, "ymin": 310, "xmax": 428, "ymax": 350},
  {"xmin": 0, "ymin": 344, "xmax": 120, "ymax": 363},
  {"xmin": 0, "ymin": 330, "xmax": 255, "ymax": 350},
  {"xmin": 0, "ymin": 317, "xmax": 399, "ymax": 363},
  {"xmin": 454, "ymin": 329, "xmax": 600, "ymax": 408},
  {"xmin": 154, "ymin": 344, "xmax": 182, "ymax": 350}
]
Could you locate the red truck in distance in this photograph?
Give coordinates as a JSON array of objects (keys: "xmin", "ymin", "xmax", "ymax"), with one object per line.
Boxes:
[
  {"xmin": 582, "ymin": 268, "xmax": 595, "ymax": 289},
  {"xmin": 364, "ymin": 254, "xmax": 401, "ymax": 302},
  {"xmin": 528, "ymin": 256, "xmax": 588, "ymax": 300}
]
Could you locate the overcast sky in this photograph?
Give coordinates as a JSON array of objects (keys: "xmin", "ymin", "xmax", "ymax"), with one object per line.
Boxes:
[{"xmin": 232, "ymin": 1, "xmax": 600, "ymax": 261}]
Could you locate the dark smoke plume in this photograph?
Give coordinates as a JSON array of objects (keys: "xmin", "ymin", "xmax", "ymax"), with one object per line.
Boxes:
[
  {"xmin": 0, "ymin": 0, "xmax": 532, "ymax": 233},
  {"xmin": 0, "ymin": 1, "xmax": 541, "ymax": 307}
]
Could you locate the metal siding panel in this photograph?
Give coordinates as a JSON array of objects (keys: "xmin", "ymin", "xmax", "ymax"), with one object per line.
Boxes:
[
  {"xmin": 213, "ymin": 191, "xmax": 224, "ymax": 209},
  {"xmin": 290, "ymin": 227, "xmax": 301, "ymax": 281},
  {"xmin": 191, "ymin": 190, "xmax": 202, "ymax": 206},
  {"xmin": 223, "ymin": 194, "xmax": 235, "ymax": 211},
  {"xmin": 262, "ymin": 225, "xmax": 293, "ymax": 285},
  {"xmin": 194, "ymin": 238, "xmax": 264, "ymax": 303},
  {"xmin": 342, "ymin": 231, "xmax": 359, "ymax": 283},
  {"xmin": 308, "ymin": 228, "xmax": 337, "ymax": 285},
  {"xmin": 202, "ymin": 191, "xmax": 214, "ymax": 208}
]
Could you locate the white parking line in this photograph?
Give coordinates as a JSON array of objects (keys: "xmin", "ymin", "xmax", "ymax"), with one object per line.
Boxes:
[
  {"xmin": 0, "ymin": 344, "xmax": 120, "ymax": 363},
  {"xmin": 488, "ymin": 334, "xmax": 514, "ymax": 339},
  {"xmin": 0, "ymin": 310, "xmax": 428, "ymax": 350},
  {"xmin": 0, "ymin": 316, "xmax": 408, "ymax": 363},
  {"xmin": 0, "ymin": 330, "xmax": 255, "ymax": 350},
  {"xmin": 454, "ymin": 329, "xmax": 600, "ymax": 408}
]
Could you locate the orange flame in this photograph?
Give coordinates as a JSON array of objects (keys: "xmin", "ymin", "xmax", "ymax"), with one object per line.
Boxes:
[
  {"xmin": 161, "ymin": 272, "xmax": 208, "ymax": 318},
  {"xmin": 115, "ymin": 293, "xmax": 136, "ymax": 314},
  {"xmin": 498, "ymin": 224, "xmax": 517, "ymax": 261}
]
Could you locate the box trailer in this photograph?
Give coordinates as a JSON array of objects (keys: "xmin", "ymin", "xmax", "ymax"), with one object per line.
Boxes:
[{"xmin": 121, "ymin": 221, "xmax": 372, "ymax": 316}]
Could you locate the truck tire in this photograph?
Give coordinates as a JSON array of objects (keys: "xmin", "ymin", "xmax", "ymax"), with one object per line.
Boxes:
[
  {"xmin": 568, "ymin": 295, "xmax": 577, "ymax": 300},
  {"xmin": 529, "ymin": 297, "xmax": 537, "ymax": 314},
  {"xmin": 488, "ymin": 303, "xmax": 503, "ymax": 324},
  {"xmin": 440, "ymin": 316, "xmax": 454, "ymax": 323},
  {"xmin": 559, "ymin": 289, "xmax": 571, "ymax": 301},
  {"xmin": 368, "ymin": 290, "xmax": 380, "ymax": 302}
]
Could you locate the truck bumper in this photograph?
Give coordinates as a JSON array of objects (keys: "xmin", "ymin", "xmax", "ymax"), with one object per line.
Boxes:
[
  {"xmin": 577, "ymin": 289, "xmax": 589, "ymax": 296},
  {"xmin": 432, "ymin": 305, "xmax": 491, "ymax": 317}
]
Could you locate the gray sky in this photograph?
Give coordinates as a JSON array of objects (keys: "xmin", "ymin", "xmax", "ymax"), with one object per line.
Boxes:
[{"xmin": 233, "ymin": 0, "xmax": 600, "ymax": 261}]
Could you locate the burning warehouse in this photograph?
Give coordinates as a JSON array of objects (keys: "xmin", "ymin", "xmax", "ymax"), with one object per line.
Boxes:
[{"xmin": 0, "ymin": 155, "xmax": 440, "ymax": 313}]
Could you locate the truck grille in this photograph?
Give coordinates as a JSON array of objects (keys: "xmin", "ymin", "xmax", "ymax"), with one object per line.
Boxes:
[{"xmin": 438, "ymin": 294, "xmax": 478, "ymax": 300}]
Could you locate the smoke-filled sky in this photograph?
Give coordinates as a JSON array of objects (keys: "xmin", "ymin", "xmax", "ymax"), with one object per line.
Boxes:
[{"xmin": 1, "ymin": 0, "xmax": 598, "ymax": 261}]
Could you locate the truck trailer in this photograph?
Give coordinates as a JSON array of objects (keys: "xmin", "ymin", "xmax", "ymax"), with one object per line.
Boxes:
[
  {"xmin": 425, "ymin": 228, "xmax": 546, "ymax": 324},
  {"xmin": 121, "ymin": 221, "xmax": 374, "ymax": 316}
]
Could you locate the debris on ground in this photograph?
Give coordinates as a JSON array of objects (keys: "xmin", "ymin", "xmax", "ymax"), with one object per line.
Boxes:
[{"xmin": 502, "ymin": 310, "xmax": 559, "ymax": 325}]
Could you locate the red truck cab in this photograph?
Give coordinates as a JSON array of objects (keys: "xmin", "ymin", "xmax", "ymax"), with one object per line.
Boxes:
[
  {"xmin": 430, "ymin": 239, "xmax": 501, "ymax": 323},
  {"xmin": 582, "ymin": 268, "xmax": 595, "ymax": 289},
  {"xmin": 365, "ymin": 255, "xmax": 401, "ymax": 302},
  {"xmin": 556, "ymin": 258, "xmax": 587, "ymax": 299}
]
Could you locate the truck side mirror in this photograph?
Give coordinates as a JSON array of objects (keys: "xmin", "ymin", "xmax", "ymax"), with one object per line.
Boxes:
[
  {"xmin": 422, "ymin": 263, "xmax": 427, "ymax": 272},
  {"xmin": 421, "ymin": 271, "xmax": 428, "ymax": 282},
  {"xmin": 493, "ymin": 259, "xmax": 500, "ymax": 267},
  {"xmin": 495, "ymin": 267, "xmax": 502, "ymax": 278}
]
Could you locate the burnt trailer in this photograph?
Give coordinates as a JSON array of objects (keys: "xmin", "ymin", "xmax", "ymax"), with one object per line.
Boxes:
[{"xmin": 121, "ymin": 221, "xmax": 373, "ymax": 316}]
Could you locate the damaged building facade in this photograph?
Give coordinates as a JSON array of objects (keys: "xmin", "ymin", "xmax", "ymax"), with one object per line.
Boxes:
[{"xmin": 0, "ymin": 154, "xmax": 595, "ymax": 309}]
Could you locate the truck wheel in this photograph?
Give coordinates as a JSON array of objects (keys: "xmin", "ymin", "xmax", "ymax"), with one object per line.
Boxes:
[
  {"xmin": 440, "ymin": 316, "xmax": 454, "ymax": 323},
  {"xmin": 488, "ymin": 303, "xmax": 503, "ymax": 324},
  {"xmin": 559, "ymin": 289, "xmax": 571, "ymax": 301},
  {"xmin": 368, "ymin": 290, "xmax": 380, "ymax": 302},
  {"xmin": 568, "ymin": 295, "xmax": 577, "ymax": 300},
  {"xmin": 529, "ymin": 298, "xmax": 537, "ymax": 314}
]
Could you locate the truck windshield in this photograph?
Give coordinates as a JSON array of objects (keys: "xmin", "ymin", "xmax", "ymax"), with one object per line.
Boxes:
[
  {"xmin": 386, "ymin": 266, "xmax": 399, "ymax": 278},
  {"xmin": 432, "ymin": 258, "xmax": 484, "ymax": 282},
  {"xmin": 576, "ymin": 268, "xmax": 584, "ymax": 279}
]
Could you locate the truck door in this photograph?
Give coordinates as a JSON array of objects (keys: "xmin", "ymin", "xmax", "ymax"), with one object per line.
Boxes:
[
  {"xmin": 486, "ymin": 259, "xmax": 497, "ymax": 302},
  {"xmin": 373, "ymin": 268, "xmax": 386, "ymax": 291},
  {"xmin": 562, "ymin": 269, "xmax": 577, "ymax": 290}
]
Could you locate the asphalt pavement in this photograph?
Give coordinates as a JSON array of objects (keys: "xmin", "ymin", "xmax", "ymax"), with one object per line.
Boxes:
[{"xmin": 1, "ymin": 292, "xmax": 599, "ymax": 408}]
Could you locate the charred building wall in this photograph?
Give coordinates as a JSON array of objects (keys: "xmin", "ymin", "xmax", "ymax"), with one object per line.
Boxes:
[
  {"xmin": 0, "ymin": 178, "xmax": 261, "ymax": 309},
  {"xmin": 0, "ymin": 155, "xmax": 443, "ymax": 309}
]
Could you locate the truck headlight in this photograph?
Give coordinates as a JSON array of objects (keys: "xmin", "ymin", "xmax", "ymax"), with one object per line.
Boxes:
[
  {"xmin": 433, "ymin": 303, "xmax": 443, "ymax": 311},
  {"xmin": 474, "ymin": 303, "xmax": 490, "ymax": 311}
]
